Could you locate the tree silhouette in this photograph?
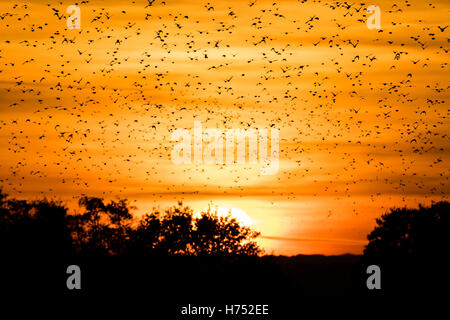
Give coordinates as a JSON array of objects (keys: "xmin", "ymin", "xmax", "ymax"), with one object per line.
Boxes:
[
  {"xmin": 192, "ymin": 206, "xmax": 261, "ymax": 256},
  {"xmin": 0, "ymin": 190, "xmax": 262, "ymax": 257},
  {"xmin": 128, "ymin": 202, "xmax": 261, "ymax": 256},
  {"xmin": 0, "ymin": 189, "xmax": 73, "ymax": 259},
  {"xmin": 71, "ymin": 196, "xmax": 134, "ymax": 256},
  {"xmin": 363, "ymin": 201, "xmax": 450, "ymax": 294},
  {"xmin": 364, "ymin": 201, "xmax": 450, "ymax": 259}
]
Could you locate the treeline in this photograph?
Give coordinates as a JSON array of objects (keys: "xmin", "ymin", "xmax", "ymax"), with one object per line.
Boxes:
[
  {"xmin": 0, "ymin": 188, "xmax": 449, "ymax": 302},
  {"xmin": 0, "ymin": 190, "xmax": 261, "ymax": 258}
]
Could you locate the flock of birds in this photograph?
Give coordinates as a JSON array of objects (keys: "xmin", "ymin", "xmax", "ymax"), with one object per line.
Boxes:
[{"xmin": 0, "ymin": 0, "xmax": 448, "ymax": 215}]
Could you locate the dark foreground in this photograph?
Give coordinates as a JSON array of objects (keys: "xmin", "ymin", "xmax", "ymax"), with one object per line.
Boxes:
[
  {"xmin": 2, "ymin": 254, "xmax": 447, "ymax": 317},
  {"xmin": 1, "ymin": 194, "xmax": 448, "ymax": 316}
]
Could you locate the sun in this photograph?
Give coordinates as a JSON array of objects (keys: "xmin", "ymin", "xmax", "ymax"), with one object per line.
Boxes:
[
  {"xmin": 216, "ymin": 206, "xmax": 253, "ymax": 226},
  {"xmin": 195, "ymin": 206, "xmax": 253, "ymax": 226}
]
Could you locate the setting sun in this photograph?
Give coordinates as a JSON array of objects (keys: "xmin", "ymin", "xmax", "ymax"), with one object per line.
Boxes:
[
  {"xmin": 217, "ymin": 206, "xmax": 253, "ymax": 227},
  {"xmin": 195, "ymin": 206, "xmax": 253, "ymax": 227}
]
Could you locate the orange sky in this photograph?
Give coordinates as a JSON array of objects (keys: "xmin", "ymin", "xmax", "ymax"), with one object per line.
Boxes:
[{"xmin": 0, "ymin": 0, "xmax": 448, "ymax": 255}]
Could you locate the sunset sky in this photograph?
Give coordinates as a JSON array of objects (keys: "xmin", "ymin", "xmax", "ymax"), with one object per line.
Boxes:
[{"xmin": 0, "ymin": 0, "xmax": 448, "ymax": 255}]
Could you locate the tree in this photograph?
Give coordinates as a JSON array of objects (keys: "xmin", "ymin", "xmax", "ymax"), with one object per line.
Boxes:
[
  {"xmin": 71, "ymin": 196, "xmax": 134, "ymax": 256},
  {"xmin": 363, "ymin": 201, "xmax": 450, "ymax": 293},
  {"xmin": 364, "ymin": 201, "xmax": 450, "ymax": 259},
  {"xmin": 0, "ymin": 190, "xmax": 262, "ymax": 257},
  {"xmin": 129, "ymin": 202, "xmax": 262, "ymax": 256},
  {"xmin": 0, "ymin": 189, "xmax": 74, "ymax": 258},
  {"xmin": 192, "ymin": 206, "xmax": 261, "ymax": 256},
  {"xmin": 0, "ymin": 190, "xmax": 263, "ymax": 295}
]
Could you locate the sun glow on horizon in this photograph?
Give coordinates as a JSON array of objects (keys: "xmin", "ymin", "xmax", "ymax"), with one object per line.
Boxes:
[{"xmin": 195, "ymin": 206, "xmax": 253, "ymax": 227}]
